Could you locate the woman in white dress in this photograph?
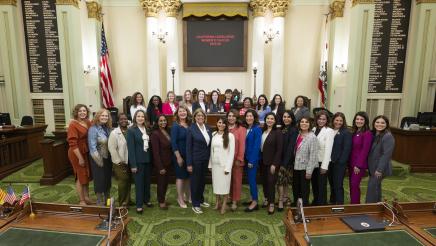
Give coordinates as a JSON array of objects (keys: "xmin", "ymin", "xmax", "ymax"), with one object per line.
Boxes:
[{"xmin": 209, "ymin": 117, "xmax": 235, "ymax": 214}]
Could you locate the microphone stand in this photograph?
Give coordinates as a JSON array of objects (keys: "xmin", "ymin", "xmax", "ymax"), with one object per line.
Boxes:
[{"xmin": 298, "ymin": 198, "xmax": 312, "ymax": 246}]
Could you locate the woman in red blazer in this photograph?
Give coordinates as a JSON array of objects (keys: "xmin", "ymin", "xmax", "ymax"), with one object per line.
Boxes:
[
  {"xmin": 260, "ymin": 112, "xmax": 283, "ymax": 214},
  {"xmin": 151, "ymin": 115, "xmax": 172, "ymax": 209},
  {"xmin": 162, "ymin": 91, "xmax": 178, "ymax": 115}
]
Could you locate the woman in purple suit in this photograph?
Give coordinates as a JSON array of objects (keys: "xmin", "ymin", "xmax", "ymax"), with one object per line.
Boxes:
[{"xmin": 349, "ymin": 111, "xmax": 373, "ymax": 204}]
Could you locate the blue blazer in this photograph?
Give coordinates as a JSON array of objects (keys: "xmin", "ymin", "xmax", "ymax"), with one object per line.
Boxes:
[
  {"xmin": 171, "ymin": 122, "xmax": 187, "ymax": 158},
  {"xmin": 244, "ymin": 125, "xmax": 262, "ymax": 166},
  {"xmin": 331, "ymin": 127, "xmax": 352, "ymax": 165},
  {"xmin": 186, "ymin": 123, "xmax": 212, "ymax": 165},
  {"xmin": 127, "ymin": 126, "xmax": 151, "ymax": 168}
]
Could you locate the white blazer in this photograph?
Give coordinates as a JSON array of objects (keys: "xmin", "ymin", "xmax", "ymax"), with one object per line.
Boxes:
[
  {"xmin": 312, "ymin": 126, "xmax": 335, "ymax": 170},
  {"xmin": 108, "ymin": 127, "xmax": 128, "ymax": 165},
  {"xmin": 208, "ymin": 132, "xmax": 235, "ymax": 173}
]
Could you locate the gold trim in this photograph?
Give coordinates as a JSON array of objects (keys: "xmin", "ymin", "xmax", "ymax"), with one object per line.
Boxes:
[
  {"xmin": 86, "ymin": 1, "xmax": 102, "ymax": 21},
  {"xmin": 0, "ymin": 0, "xmax": 17, "ymax": 5},
  {"xmin": 416, "ymin": 0, "xmax": 436, "ymax": 4},
  {"xmin": 140, "ymin": 0, "xmax": 161, "ymax": 17},
  {"xmin": 270, "ymin": 0, "xmax": 290, "ymax": 17},
  {"xmin": 352, "ymin": 0, "xmax": 374, "ymax": 7},
  {"xmin": 330, "ymin": 0, "xmax": 345, "ymax": 19},
  {"xmin": 56, "ymin": 0, "xmax": 79, "ymax": 8},
  {"xmin": 249, "ymin": 0, "xmax": 290, "ymax": 17},
  {"xmin": 163, "ymin": 0, "xmax": 181, "ymax": 17},
  {"xmin": 183, "ymin": 3, "xmax": 248, "ymax": 18},
  {"xmin": 250, "ymin": 0, "xmax": 269, "ymax": 17}
]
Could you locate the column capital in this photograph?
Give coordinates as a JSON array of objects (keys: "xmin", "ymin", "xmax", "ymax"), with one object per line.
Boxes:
[
  {"xmin": 249, "ymin": 0, "xmax": 269, "ymax": 17},
  {"xmin": 56, "ymin": 0, "xmax": 79, "ymax": 8},
  {"xmin": 330, "ymin": 0, "xmax": 345, "ymax": 19},
  {"xmin": 0, "ymin": 0, "xmax": 16, "ymax": 5},
  {"xmin": 352, "ymin": 0, "xmax": 374, "ymax": 7},
  {"xmin": 416, "ymin": 0, "xmax": 436, "ymax": 4},
  {"xmin": 140, "ymin": 0, "xmax": 162, "ymax": 17},
  {"xmin": 86, "ymin": 1, "xmax": 102, "ymax": 21},
  {"xmin": 270, "ymin": 0, "xmax": 290, "ymax": 17},
  {"xmin": 162, "ymin": 0, "xmax": 181, "ymax": 17}
]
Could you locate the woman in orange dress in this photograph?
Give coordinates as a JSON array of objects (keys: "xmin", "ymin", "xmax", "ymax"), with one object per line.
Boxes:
[{"xmin": 67, "ymin": 104, "xmax": 92, "ymax": 205}]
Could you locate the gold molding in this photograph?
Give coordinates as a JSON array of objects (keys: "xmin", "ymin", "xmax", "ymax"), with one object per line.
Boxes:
[
  {"xmin": 140, "ymin": 0, "xmax": 161, "ymax": 17},
  {"xmin": 416, "ymin": 0, "xmax": 436, "ymax": 4},
  {"xmin": 270, "ymin": 0, "xmax": 290, "ymax": 17},
  {"xmin": 250, "ymin": 0, "xmax": 290, "ymax": 17},
  {"xmin": 56, "ymin": 0, "xmax": 79, "ymax": 8},
  {"xmin": 0, "ymin": 0, "xmax": 17, "ymax": 5},
  {"xmin": 86, "ymin": 1, "xmax": 102, "ymax": 21},
  {"xmin": 330, "ymin": 0, "xmax": 345, "ymax": 19},
  {"xmin": 162, "ymin": 0, "xmax": 181, "ymax": 17},
  {"xmin": 352, "ymin": 0, "xmax": 374, "ymax": 7}
]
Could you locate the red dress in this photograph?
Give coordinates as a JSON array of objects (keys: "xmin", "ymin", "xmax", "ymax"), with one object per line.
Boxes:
[
  {"xmin": 67, "ymin": 120, "xmax": 92, "ymax": 184},
  {"xmin": 229, "ymin": 125, "xmax": 247, "ymax": 202}
]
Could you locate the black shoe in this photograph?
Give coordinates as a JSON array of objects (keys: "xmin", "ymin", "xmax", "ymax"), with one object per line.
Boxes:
[
  {"xmin": 261, "ymin": 200, "xmax": 268, "ymax": 208},
  {"xmin": 244, "ymin": 204, "xmax": 259, "ymax": 212},
  {"xmin": 277, "ymin": 207, "xmax": 284, "ymax": 212},
  {"xmin": 145, "ymin": 202, "xmax": 153, "ymax": 208},
  {"xmin": 242, "ymin": 201, "xmax": 252, "ymax": 206}
]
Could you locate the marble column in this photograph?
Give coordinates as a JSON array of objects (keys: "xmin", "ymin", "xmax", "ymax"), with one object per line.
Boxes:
[
  {"xmin": 326, "ymin": 0, "xmax": 347, "ymax": 112},
  {"xmin": 56, "ymin": 0, "xmax": 86, "ymax": 122},
  {"xmin": 163, "ymin": 0, "xmax": 181, "ymax": 95},
  {"xmin": 402, "ymin": 0, "xmax": 436, "ymax": 117},
  {"xmin": 141, "ymin": 0, "xmax": 161, "ymax": 99},
  {"xmin": 84, "ymin": 1, "xmax": 102, "ymax": 113},
  {"xmin": 344, "ymin": 0, "xmax": 375, "ymax": 120},
  {"xmin": 0, "ymin": 0, "xmax": 32, "ymax": 124}
]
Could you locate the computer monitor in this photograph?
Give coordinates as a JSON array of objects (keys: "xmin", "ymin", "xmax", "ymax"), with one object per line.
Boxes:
[
  {"xmin": 417, "ymin": 112, "xmax": 436, "ymax": 127},
  {"xmin": 0, "ymin": 113, "xmax": 11, "ymax": 125}
]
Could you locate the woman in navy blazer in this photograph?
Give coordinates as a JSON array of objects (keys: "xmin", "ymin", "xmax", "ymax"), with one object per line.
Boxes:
[
  {"xmin": 186, "ymin": 108, "xmax": 212, "ymax": 214},
  {"xmin": 127, "ymin": 110, "xmax": 152, "ymax": 214},
  {"xmin": 329, "ymin": 112, "xmax": 352, "ymax": 205},
  {"xmin": 243, "ymin": 109, "xmax": 262, "ymax": 212}
]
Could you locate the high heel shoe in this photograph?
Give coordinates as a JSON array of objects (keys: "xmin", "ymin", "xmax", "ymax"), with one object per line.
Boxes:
[
  {"xmin": 268, "ymin": 205, "xmax": 275, "ymax": 215},
  {"xmin": 261, "ymin": 200, "xmax": 268, "ymax": 208},
  {"xmin": 244, "ymin": 204, "xmax": 259, "ymax": 212},
  {"xmin": 177, "ymin": 199, "xmax": 187, "ymax": 209}
]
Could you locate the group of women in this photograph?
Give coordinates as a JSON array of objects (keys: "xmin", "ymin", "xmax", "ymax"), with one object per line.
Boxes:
[{"xmin": 67, "ymin": 90, "xmax": 395, "ymax": 215}]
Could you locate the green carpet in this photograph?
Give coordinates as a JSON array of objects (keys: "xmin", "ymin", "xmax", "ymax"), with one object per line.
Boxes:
[
  {"xmin": 1, "ymin": 159, "xmax": 44, "ymax": 183},
  {"xmin": 1, "ymin": 160, "xmax": 436, "ymax": 245},
  {"xmin": 310, "ymin": 230, "xmax": 424, "ymax": 246},
  {"xmin": 0, "ymin": 227, "xmax": 105, "ymax": 246},
  {"xmin": 425, "ymin": 227, "xmax": 436, "ymax": 238}
]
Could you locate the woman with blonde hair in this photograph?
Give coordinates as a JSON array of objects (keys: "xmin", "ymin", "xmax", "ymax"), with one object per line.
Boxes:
[
  {"xmin": 162, "ymin": 91, "xmax": 179, "ymax": 115},
  {"xmin": 180, "ymin": 90, "xmax": 193, "ymax": 113},
  {"xmin": 88, "ymin": 108, "xmax": 113, "ymax": 206}
]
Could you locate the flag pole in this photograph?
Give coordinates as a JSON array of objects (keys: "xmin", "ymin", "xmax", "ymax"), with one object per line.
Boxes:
[{"xmin": 27, "ymin": 185, "xmax": 35, "ymax": 218}]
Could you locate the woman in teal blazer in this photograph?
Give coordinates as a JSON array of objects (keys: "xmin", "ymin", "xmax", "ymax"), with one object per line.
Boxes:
[
  {"xmin": 243, "ymin": 109, "xmax": 262, "ymax": 212},
  {"xmin": 127, "ymin": 109, "xmax": 152, "ymax": 213}
]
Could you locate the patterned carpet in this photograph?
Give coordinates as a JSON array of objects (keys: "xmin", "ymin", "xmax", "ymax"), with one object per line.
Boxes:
[{"xmin": 1, "ymin": 160, "xmax": 435, "ymax": 246}]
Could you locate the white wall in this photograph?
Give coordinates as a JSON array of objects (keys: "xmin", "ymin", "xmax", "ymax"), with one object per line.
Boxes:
[{"xmin": 100, "ymin": 3, "xmax": 329, "ymax": 110}]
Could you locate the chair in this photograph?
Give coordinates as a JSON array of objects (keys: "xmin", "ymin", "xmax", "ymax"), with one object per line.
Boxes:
[
  {"xmin": 312, "ymin": 107, "xmax": 334, "ymax": 119},
  {"xmin": 400, "ymin": 116, "xmax": 417, "ymax": 128},
  {"xmin": 123, "ymin": 96, "xmax": 132, "ymax": 120},
  {"xmin": 20, "ymin": 116, "xmax": 33, "ymax": 126},
  {"xmin": 107, "ymin": 107, "xmax": 119, "ymax": 128}
]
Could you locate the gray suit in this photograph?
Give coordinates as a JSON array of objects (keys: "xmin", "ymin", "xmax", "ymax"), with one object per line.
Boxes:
[
  {"xmin": 365, "ymin": 132, "xmax": 395, "ymax": 203},
  {"xmin": 291, "ymin": 106, "xmax": 310, "ymax": 122}
]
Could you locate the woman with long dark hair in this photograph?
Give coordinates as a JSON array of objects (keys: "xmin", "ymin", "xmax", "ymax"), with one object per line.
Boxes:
[
  {"xmin": 208, "ymin": 90, "xmax": 223, "ymax": 113},
  {"xmin": 130, "ymin": 92, "xmax": 146, "ymax": 120},
  {"xmin": 256, "ymin": 94, "xmax": 271, "ymax": 125},
  {"xmin": 277, "ymin": 110, "xmax": 298, "ymax": 210},
  {"xmin": 151, "ymin": 115, "xmax": 172, "ymax": 210},
  {"xmin": 227, "ymin": 109, "xmax": 246, "ymax": 211},
  {"xmin": 260, "ymin": 112, "xmax": 283, "ymax": 214},
  {"xmin": 209, "ymin": 117, "xmax": 235, "ymax": 214},
  {"xmin": 269, "ymin": 94, "xmax": 286, "ymax": 125},
  {"xmin": 349, "ymin": 111, "xmax": 373, "ymax": 204},
  {"xmin": 239, "ymin": 97, "xmax": 253, "ymax": 116},
  {"xmin": 291, "ymin": 95, "xmax": 310, "ymax": 122},
  {"xmin": 127, "ymin": 110, "xmax": 153, "ymax": 213},
  {"xmin": 366, "ymin": 115, "xmax": 395, "ymax": 203},
  {"xmin": 329, "ymin": 112, "xmax": 352, "ymax": 205},
  {"xmin": 146, "ymin": 95, "xmax": 163, "ymax": 126}
]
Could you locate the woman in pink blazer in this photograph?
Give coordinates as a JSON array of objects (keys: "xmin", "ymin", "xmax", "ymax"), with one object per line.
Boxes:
[
  {"xmin": 349, "ymin": 111, "xmax": 373, "ymax": 204},
  {"xmin": 162, "ymin": 91, "xmax": 178, "ymax": 115}
]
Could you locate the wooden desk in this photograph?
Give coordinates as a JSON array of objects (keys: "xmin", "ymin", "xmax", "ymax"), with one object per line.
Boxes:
[
  {"xmin": 394, "ymin": 201, "xmax": 436, "ymax": 245},
  {"xmin": 0, "ymin": 202, "xmax": 130, "ymax": 246},
  {"xmin": 391, "ymin": 127, "xmax": 436, "ymax": 172},
  {"xmin": 283, "ymin": 204, "xmax": 433, "ymax": 246},
  {"xmin": 0, "ymin": 124, "xmax": 47, "ymax": 179},
  {"xmin": 39, "ymin": 130, "xmax": 72, "ymax": 185}
]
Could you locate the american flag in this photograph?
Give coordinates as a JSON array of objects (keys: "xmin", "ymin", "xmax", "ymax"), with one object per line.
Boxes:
[
  {"xmin": 318, "ymin": 15, "xmax": 329, "ymax": 108},
  {"xmin": 19, "ymin": 186, "xmax": 30, "ymax": 205},
  {"xmin": 0, "ymin": 188, "xmax": 6, "ymax": 205},
  {"xmin": 4, "ymin": 186, "xmax": 16, "ymax": 205},
  {"xmin": 100, "ymin": 24, "xmax": 115, "ymax": 108}
]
